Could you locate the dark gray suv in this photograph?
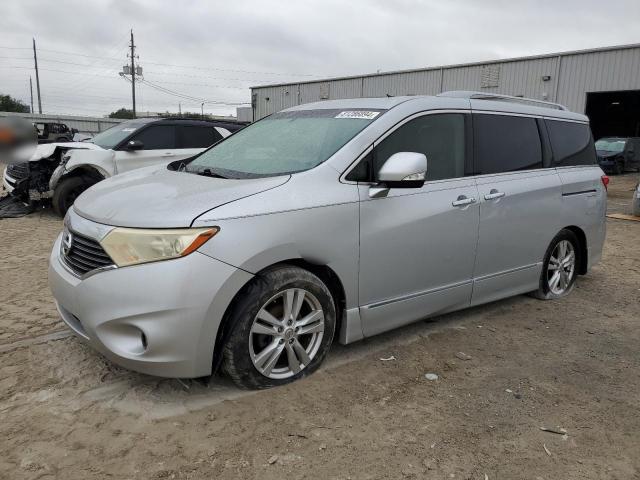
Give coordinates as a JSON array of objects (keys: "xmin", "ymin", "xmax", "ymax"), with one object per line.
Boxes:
[{"xmin": 596, "ymin": 137, "xmax": 640, "ymax": 174}]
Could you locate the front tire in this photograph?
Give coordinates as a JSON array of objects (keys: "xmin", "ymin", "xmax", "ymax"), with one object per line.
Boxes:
[
  {"xmin": 533, "ymin": 229, "xmax": 580, "ymax": 300},
  {"xmin": 223, "ymin": 266, "xmax": 336, "ymax": 389},
  {"xmin": 614, "ymin": 159, "xmax": 624, "ymax": 175},
  {"xmin": 52, "ymin": 176, "xmax": 96, "ymax": 217}
]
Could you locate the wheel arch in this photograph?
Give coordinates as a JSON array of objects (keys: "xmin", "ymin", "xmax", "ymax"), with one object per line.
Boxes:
[
  {"xmin": 63, "ymin": 164, "xmax": 107, "ymax": 182},
  {"xmin": 562, "ymin": 225, "xmax": 588, "ymax": 275},
  {"xmin": 210, "ymin": 258, "xmax": 347, "ymax": 375}
]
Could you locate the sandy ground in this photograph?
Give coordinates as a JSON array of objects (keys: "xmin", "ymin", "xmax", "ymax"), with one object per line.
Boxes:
[{"xmin": 0, "ymin": 168, "xmax": 639, "ymax": 479}]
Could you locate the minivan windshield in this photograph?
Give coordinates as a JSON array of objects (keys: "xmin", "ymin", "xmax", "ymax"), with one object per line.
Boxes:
[
  {"xmin": 186, "ymin": 109, "xmax": 382, "ymax": 178},
  {"xmin": 595, "ymin": 138, "xmax": 626, "ymax": 153},
  {"xmin": 90, "ymin": 119, "xmax": 152, "ymax": 149}
]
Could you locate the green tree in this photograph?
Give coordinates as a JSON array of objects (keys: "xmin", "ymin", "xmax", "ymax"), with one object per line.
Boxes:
[
  {"xmin": 108, "ymin": 108, "xmax": 135, "ymax": 119},
  {"xmin": 0, "ymin": 94, "xmax": 30, "ymax": 113}
]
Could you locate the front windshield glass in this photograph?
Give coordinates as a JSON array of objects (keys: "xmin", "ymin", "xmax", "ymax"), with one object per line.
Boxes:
[
  {"xmin": 187, "ymin": 109, "xmax": 383, "ymax": 178},
  {"xmin": 90, "ymin": 120, "xmax": 148, "ymax": 149},
  {"xmin": 595, "ymin": 139, "xmax": 625, "ymax": 153}
]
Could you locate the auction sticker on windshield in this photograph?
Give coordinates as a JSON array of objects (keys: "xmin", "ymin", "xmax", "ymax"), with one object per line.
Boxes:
[{"xmin": 335, "ymin": 111, "xmax": 380, "ymax": 119}]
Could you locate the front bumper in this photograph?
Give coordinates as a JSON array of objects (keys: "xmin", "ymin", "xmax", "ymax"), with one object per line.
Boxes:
[
  {"xmin": 48, "ymin": 217, "xmax": 253, "ymax": 378},
  {"xmin": 2, "ymin": 170, "xmax": 17, "ymax": 194},
  {"xmin": 597, "ymin": 158, "xmax": 616, "ymax": 169}
]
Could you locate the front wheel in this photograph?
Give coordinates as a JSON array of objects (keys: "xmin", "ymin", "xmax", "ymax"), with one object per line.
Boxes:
[
  {"xmin": 614, "ymin": 160, "xmax": 624, "ymax": 175},
  {"xmin": 533, "ymin": 229, "xmax": 580, "ymax": 300},
  {"xmin": 52, "ymin": 176, "xmax": 96, "ymax": 217},
  {"xmin": 223, "ymin": 266, "xmax": 336, "ymax": 389}
]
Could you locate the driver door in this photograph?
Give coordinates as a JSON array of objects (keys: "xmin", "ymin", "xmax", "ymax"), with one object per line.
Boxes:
[
  {"xmin": 357, "ymin": 112, "xmax": 479, "ymax": 337},
  {"xmin": 115, "ymin": 124, "xmax": 179, "ymax": 174}
]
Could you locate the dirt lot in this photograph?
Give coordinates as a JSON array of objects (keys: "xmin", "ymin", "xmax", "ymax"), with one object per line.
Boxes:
[{"xmin": 0, "ymin": 170, "xmax": 639, "ymax": 480}]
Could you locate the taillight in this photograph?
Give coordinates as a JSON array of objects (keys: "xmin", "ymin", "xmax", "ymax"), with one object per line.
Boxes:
[{"xmin": 601, "ymin": 175, "xmax": 610, "ymax": 191}]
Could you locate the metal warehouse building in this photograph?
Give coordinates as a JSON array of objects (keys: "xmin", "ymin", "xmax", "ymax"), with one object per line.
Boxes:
[{"xmin": 251, "ymin": 43, "xmax": 640, "ymax": 139}]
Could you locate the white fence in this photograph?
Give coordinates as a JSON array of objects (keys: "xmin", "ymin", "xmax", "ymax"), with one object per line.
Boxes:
[{"xmin": 0, "ymin": 111, "xmax": 125, "ymax": 134}]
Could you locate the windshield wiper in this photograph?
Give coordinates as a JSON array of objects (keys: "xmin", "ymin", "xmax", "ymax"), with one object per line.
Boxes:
[{"xmin": 196, "ymin": 168, "xmax": 228, "ymax": 179}]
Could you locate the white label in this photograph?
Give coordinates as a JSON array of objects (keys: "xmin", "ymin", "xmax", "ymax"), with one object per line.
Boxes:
[
  {"xmin": 121, "ymin": 128, "xmax": 137, "ymax": 132},
  {"xmin": 335, "ymin": 111, "xmax": 380, "ymax": 120}
]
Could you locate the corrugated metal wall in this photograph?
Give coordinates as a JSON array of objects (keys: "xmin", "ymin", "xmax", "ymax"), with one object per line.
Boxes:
[
  {"xmin": 251, "ymin": 44, "xmax": 640, "ymax": 119},
  {"xmin": 0, "ymin": 111, "xmax": 124, "ymax": 133}
]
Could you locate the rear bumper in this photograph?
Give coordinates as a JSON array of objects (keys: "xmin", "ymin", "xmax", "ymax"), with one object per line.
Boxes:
[{"xmin": 48, "ymin": 231, "xmax": 253, "ymax": 378}]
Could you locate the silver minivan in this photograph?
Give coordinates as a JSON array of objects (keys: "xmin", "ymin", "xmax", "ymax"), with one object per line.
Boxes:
[{"xmin": 48, "ymin": 92, "xmax": 607, "ymax": 389}]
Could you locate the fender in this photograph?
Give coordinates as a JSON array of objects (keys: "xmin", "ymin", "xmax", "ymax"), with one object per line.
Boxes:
[{"xmin": 50, "ymin": 149, "xmax": 116, "ymax": 190}]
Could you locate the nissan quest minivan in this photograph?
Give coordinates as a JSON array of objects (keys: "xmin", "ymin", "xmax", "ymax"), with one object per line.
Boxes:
[{"xmin": 48, "ymin": 91, "xmax": 607, "ymax": 389}]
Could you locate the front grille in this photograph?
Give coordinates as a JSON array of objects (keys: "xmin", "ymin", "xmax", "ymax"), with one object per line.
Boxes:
[
  {"xmin": 6, "ymin": 163, "xmax": 30, "ymax": 180},
  {"xmin": 62, "ymin": 230, "xmax": 115, "ymax": 276}
]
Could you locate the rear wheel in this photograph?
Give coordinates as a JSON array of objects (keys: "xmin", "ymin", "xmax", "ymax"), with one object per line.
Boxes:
[
  {"xmin": 223, "ymin": 266, "xmax": 336, "ymax": 389},
  {"xmin": 533, "ymin": 229, "xmax": 580, "ymax": 300},
  {"xmin": 52, "ymin": 176, "xmax": 96, "ymax": 217}
]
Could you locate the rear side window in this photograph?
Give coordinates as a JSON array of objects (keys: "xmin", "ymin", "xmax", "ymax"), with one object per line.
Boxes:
[
  {"xmin": 181, "ymin": 126, "xmax": 223, "ymax": 148},
  {"xmin": 474, "ymin": 114, "xmax": 542, "ymax": 174},
  {"xmin": 546, "ymin": 120, "xmax": 596, "ymax": 166},
  {"xmin": 130, "ymin": 125, "xmax": 177, "ymax": 150}
]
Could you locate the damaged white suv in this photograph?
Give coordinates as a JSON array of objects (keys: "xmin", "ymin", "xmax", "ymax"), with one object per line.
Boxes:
[{"xmin": 2, "ymin": 118, "xmax": 242, "ymax": 216}]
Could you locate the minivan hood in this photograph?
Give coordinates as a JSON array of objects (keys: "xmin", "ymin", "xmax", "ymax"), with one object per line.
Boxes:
[
  {"xmin": 596, "ymin": 150, "xmax": 621, "ymax": 158},
  {"xmin": 73, "ymin": 167, "xmax": 290, "ymax": 227}
]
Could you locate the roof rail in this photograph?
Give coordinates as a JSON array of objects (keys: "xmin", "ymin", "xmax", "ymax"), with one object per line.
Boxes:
[{"xmin": 438, "ymin": 90, "xmax": 567, "ymax": 111}]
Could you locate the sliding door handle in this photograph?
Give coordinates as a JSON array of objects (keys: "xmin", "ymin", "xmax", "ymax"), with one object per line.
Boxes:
[
  {"xmin": 452, "ymin": 195, "xmax": 476, "ymax": 207},
  {"xmin": 484, "ymin": 189, "xmax": 505, "ymax": 200}
]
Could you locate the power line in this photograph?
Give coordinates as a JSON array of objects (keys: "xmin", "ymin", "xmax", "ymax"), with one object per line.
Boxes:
[
  {"xmin": 0, "ymin": 45, "xmax": 121, "ymax": 60},
  {"xmin": 0, "ymin": 65, "xmax": 119, "ymax": 77},
  {"xmin": 0, "ymin": 44, "xmax": 316, "ymax": 77},
  {"xmin": 143, "ymin": 76, "xmax": 250, "ymax": 90},
  {"xmin": 143, "ymin": 60, "xmax": 316, "ymax": 77},
  {"xmin": 141, "ymin": 76, "xmax": 254, "ymax": 90},
  {"xmin": 140, "ymin": 78, "xmax": 249, "ymax": 106},
  {"xmin": 58, "ymin": 35, "xmax": 131, "ymax": 93}
]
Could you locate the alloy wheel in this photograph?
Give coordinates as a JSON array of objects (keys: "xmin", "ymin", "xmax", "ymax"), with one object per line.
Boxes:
[
  {"xmin": 249, "ymin": 288, "xmax": 325, "ymax": 379},
  {"xmin": 547, "ymin": 240, "xmax": 576, "ymax": 295}
]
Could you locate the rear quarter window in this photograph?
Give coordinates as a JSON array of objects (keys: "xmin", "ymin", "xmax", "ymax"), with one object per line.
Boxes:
[
  {"xmin": 180, "ymin": 126, "xmax": 223, "ymax": 149},
  {"xmin": 545, "ymin": 120, "xmax": 596, "ymax": 166}
]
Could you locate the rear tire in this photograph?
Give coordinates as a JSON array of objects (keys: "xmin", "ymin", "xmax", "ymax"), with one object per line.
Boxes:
[
  {"xmin": 533, "ymin": 229, "xmax": 580, "ymax": 300},
  {"xmin": 52, "ymin": 176, "xmax": 96, "ymax": 217},
  {"xmin": 222, "ymin": 266, "xmax": 336, "ymax": 389}
]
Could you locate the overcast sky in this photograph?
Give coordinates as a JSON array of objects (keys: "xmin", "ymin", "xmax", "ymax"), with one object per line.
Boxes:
[{"xmin": 1, "ymin": 0, "xmax": 639, "ymax": 118}]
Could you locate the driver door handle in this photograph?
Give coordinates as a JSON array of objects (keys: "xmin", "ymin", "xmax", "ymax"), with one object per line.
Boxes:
[
  {"xmin": 452, "ymin": 195, "xmax": 476, "ymax": 207},
  {"xmin": 484, "ymin": 189, "xmax": 506, "ymax": 200}
]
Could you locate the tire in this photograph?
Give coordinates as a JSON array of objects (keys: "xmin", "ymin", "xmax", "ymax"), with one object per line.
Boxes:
[
  {"xmin": 223, "ymin": 266, "xmax": 336, "ymax": 389},
  {"xmin": 52, "ymin": 176, "xmax": 96, "ymax": 217},
  {"xmin": 532, "ymin": 229, "xmax": 580, "ymax": 300},
  {"xmin": 614, "ymin": 160, "xmax": 624, "ymax": 175}
]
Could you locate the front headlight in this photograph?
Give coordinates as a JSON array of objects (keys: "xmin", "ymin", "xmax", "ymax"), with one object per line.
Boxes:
[{"xmin": 100, "ymin": 227, "xmax": 218, "ymax": 267}]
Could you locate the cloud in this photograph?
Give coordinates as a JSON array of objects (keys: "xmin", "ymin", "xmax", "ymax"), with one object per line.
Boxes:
[{"xmin": 0, "ymin": 0, "xmax": 638, "ymax": 117}]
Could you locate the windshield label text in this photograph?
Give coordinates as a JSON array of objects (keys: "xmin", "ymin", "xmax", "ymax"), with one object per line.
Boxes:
[{"xmin": 335, "ymin": 111, "xmax": 380, "ymax": 120}]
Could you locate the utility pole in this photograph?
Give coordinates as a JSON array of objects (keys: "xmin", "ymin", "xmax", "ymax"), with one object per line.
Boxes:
[
  {"xmin": 29, "ymin": 76, "xmax": 34, "ymax": 114},
  {"xmin": 178, "ymin": 102, "xmax": 181, "ymax": 115},
  {"xmin": 201, "ymin": 102, "xmax": 205, "ymax": 117},
  {"xmin": 129, "ymin": 29, "xmax": 136, "ymax": 118},
  {"xmin": 32, "ymin": 38, "xmax": 42, "ymax": 114}
]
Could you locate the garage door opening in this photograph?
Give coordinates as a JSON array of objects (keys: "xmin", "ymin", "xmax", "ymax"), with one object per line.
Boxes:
[{"xmin": 585, "ymin": 90, "xmax": 640, "ymax": 140}]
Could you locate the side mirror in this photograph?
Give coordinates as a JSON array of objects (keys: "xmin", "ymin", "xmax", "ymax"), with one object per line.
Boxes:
[
  {"xmin": 126, "ymin": 139, "xmax": 144, "ymax": 151},
  {"xmin": 378, "ymin": 152, "xmax": 427, "ymax": 188}
]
